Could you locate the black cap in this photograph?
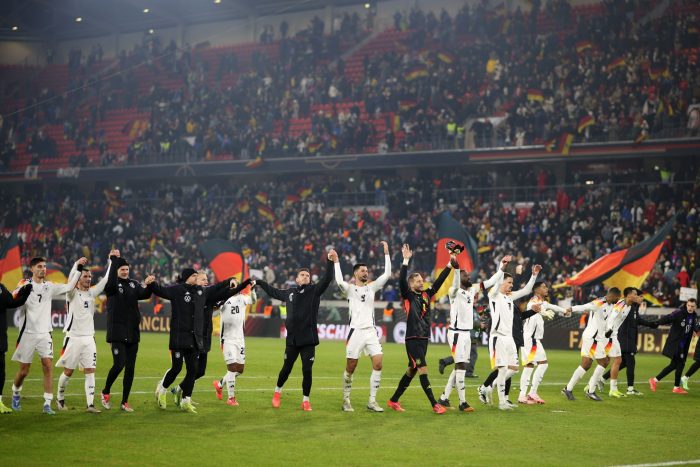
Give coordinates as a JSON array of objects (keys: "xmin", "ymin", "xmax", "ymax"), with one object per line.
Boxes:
[
  {"xmin": 113, "ymin": 257, "xmax": 129, "ymax": 269},
  {"xmin": 179, "ymin": 268, "xmax": 197, "ymax": 284}
]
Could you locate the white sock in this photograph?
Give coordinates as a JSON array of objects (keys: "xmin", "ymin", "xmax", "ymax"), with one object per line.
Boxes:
[
  {"xmin": 369, "ymin": 370, "xmax": 381, "ymax": 403},
  {"xmin": 343, "ymin": 370, "xmax": 353, "ymax": 401},
  {"xmin": 44, "ymin": 392, "xmax": 53, "ymax": 405},
  {"xmin": 530, "ymin": 363, "xmax": 548, "ymax": 394},
  {"xmin": 610, "ymin": 378, "xmax": 618, "ymax": 392},
  {"xmin": 566, "ymin": 366, "xmax": 587, "ymax": 392},
  {"xmin": 627, "ymin": 386, "xmax": 634, "ymax": 391},
  {"xmin": 157, "ymin": 379, "xmax": 166, "ymax": 396},
  {"xmin": 443, "ymin": 369, "xmax": 456, "ymax": 399},
  {"xmin": 274, "ymin": 386, "xmax": 282, "ymax": 393},
  {"xmin": 496, "ymin": 367, "xmax": 508, "ymax": 404},
  {"xmin": 12, "ymin": 384, "xmax": 22, "ymax": 396},
  {"xmin": 519, "ymin": 366, "xmax": 534, "ymax": 398},
  {"xmin": 226, "ymin": 371, "xmax": 238, "ymax": 399},
  {"xmin": 302, "ymin": 396, "xmax": 309, "ymax": 403},
  {"xmin": 57, "ymin": 373, "xmax": 71, "ymax": 402},
  {"xmin": 588, "ymin": 365, "xmax": 606, "ymax": 392},
  {"xmin": 85, "ymin": 373, "xmax": 95, "ymax": 407},
  {"xmin": 182, "ymin": 396, "xmax": 191, "ymax": 404},
  {"xmin": 455, "ymin": 369, "xmax": 466, "ymax": 404}
]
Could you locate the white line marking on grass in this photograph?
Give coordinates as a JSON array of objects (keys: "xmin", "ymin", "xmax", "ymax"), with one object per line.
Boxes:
[{"xmin": 609, "ymin": 460, "xmax": 700, "ymax": 467}]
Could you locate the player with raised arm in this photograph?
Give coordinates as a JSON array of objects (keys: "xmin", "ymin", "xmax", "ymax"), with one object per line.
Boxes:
[
  {"xmin": 101, "ymin": 251, "xmax": 153, "ymax": 412},
  {"xmin": 604, "ymin": 287, "xmax": 644, "ymax": 398},
  {"xmin": 55, "ymin": 254, "xmax": 113, "ymax": 413},
  {"xmin": 436, "ymin": 254, "xmax": 510, "ymax": 412},
  {"xmin": 256, "ymin": 253, "xmax": 334, "ymax": 411},
  {"xmin": 213, "ymin": 278, "xmax": 257, "ymax": 406},
  {"xmin": 11, "ymin": 256, "xmax": 85, "ymax": 414},
  {"xmin": 387, "ymin": 244, "xmax": 456, "ymax": 414},
  {"xmin": 518, "ymin": 282, "xmax": 571, "ymax": 405},
  {"xmin": 561, "ymin": 287, "xmax": 622, "ymax": 401},
  {"xmin": 152, "ymin": 269, "xmax": 250, "ymax": 413},
  {"xmin": 331, "ymin": 241, "xmax": 391, "ymax": 413},
  {"xmin": 489, "ymin": 264, "xmax": 541, "ymax": 411}
]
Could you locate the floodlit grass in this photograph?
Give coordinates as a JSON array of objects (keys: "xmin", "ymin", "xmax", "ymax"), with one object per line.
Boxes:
[{"xmin": 1, "ymin": 329, "xmax": 698, "ymax": 466}]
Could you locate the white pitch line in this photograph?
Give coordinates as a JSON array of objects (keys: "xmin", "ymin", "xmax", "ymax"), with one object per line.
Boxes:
[{"xmin": 609, "ymin": 460, "xmax": 700, "ymax": 467}]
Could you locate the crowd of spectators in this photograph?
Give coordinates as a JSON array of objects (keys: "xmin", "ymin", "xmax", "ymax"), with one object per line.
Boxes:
[
  {"xmin": 1, "ymin": 163, "xmax": 698, "ymax": 308},
  {"xmin": 1, "ymin": 0, "xmax": 699, "ymax": 170}
]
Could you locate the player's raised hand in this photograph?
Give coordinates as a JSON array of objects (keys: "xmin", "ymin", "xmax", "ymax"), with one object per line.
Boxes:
[
  {"xmin": 328, "ymin": 249, "xmax": 339, "ymax": 263},
  {"xmin": 532, "ymin": 264, "xmax": 542, "ymax": 275},
  {"xmin": 230, "ymin": 278, "xmax": 239, "ymax": 288},
  {"xmin": 380, "ymin": 241, "xmax": 389, "ymax": 255},
  {"xmin": 564, "ymin": 307, "xmax": 573, "ymax": 317},
  {"xmin": 500, "ymin": 255, "xmax": 512, "ymax": 270},
  {"xmin": 250, "ymin": 280, "xmax": 256, "ymax": 288},
  {"xmin": 449, "ymin": 253, "xmax": 459, "ymax": 269},
  {"xmin": 77, "ymin": 257, "xmax": 88, "ymax": 266},
  {"xmin": 402, "ymin": 244, "xmax": 412, "ymax": 260},
  {"xmin": 144, "ymin": 275, "xmax": 155, "ymax": 285}
]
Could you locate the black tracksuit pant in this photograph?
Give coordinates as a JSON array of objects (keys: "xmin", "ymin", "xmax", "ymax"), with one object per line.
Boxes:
[
  {"xmin": 103, "ymin": 342, "xmax": 139, "ymax": 404},
  {"xmin": 162, "ymin": 349, "xmax": 200, "ymax": 398},
  {"xmin": 276, "ymin": 344, "xmax": 315, "ymax": 397}
]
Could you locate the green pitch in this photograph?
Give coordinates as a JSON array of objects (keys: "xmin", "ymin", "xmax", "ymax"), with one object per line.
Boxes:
[{"xmin": 1, "ymin": 329, "xmax": 698, "ymax": 467}]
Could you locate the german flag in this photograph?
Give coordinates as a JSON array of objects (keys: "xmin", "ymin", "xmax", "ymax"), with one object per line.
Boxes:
[
  {"xmin": 199, "ymin": 239, "xmax": 248, "ymax": 283},
  {"xmin": 432, "ymin": 211, "xmax": 479, "ymax": 300},
  {"xmin": 308, "ymin": 141, "xmax": 322, "ymax": 154},
  {"xmin": 575, "ymin": 41, "xmax": 593, "ymax": 54},
  {"xmin": 399, "ymin": 100, "xmax": 417, "ymax": 111},
  {"xmin": 236, "ymin": 200, "xmax": 250, "ymax": 213},
  {"xmin": 255, "ymin": 192, "xmax": 269, "ymax": 204},
  {"xmin": 285, "ymin": 194, "xmax": 300, "ymax": 205},
  {"xmin": 607, "ymin": 56, "xmax": 626, "ymax": 71},
  {"xmin": 404, "ymin": 64, "xmax": 429, "ymax": 81},
  {"xmin": 437, "ymin": 51, "xmax": 455, "ymax": 64},
  {"xmin": 559, "ymin": 132, "xmax": 574, "ymax": 155},
  {"xmin": 298, "ymin": 187, "xmax": 312, "ymax": 199},
  {"xmin": 577, "ymin": 115, "xmax": 595, "ymax": 133},
  {"xmin": 527, "ymin": 89, "xmax": 544, "ymax": 102},
  {"xmin": 257, "ymin": 205, "xmax": 276, "ymax": 222},
  {"xmin": 0, "ymin": 233, "xmax": 22, "ymax": 290},
  {"xmin": 544, "ymin": 138, "xmax": 557, "ymax": 152},
  {"xmin": 256, "ymin": 138, "xmax": 266, "ymax": 155},
  {"xmin": 45, "ymin": 262, "xmax": 68, "ymax": 283},
  {"xmin": 566, "ymin": 217, "xmax": 674, "ymax": 289},
  {"xmin": 245, "ymin": 156, "xmax": 263, "ymax": 169}
]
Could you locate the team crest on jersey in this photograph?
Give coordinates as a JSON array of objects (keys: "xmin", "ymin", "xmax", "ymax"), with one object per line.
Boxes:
[
  {"xmin": 681, "ymin": 320, "xmax": 686, "ymax": 327},
  {"xmin": 118, "ymin": 286, "xmax": 124, "ymax": 294},
  {"xmin": 197, "ymin": 290, "xmax": 203, "ymax": 295},
  {"xmin": 184, "ymin": 294, "xmax": 192, "ymax": 303},
  {"xmin": 130, "ymin": 282, "xmax": 136, "ymax": 288}
]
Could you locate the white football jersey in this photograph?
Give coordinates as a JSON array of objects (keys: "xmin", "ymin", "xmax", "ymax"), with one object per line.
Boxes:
[
  {"xmin": 15, "ymin": 265, "xmax": 81, "ymax": 334},
  {"xmin": 64, "ymin": 263, "xmax": 110, "ymax": 337},
  {"xmin": 489, "ymin": 274, "xmax": 538, "ymax": 337},
  {"xmin": 335, "ymin": 255, "xmax": 391, "ymax": 329},
  {"xmin": 605, "ymin": 299, "xmax": 630, "ymax": 337},
  {"xmin": 220, "ymin": 292, "xmax": 254, "ymax": 342},
  {"xmin": 575, "ymin": 298, "xmax": 613, "ymax": 340}
]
